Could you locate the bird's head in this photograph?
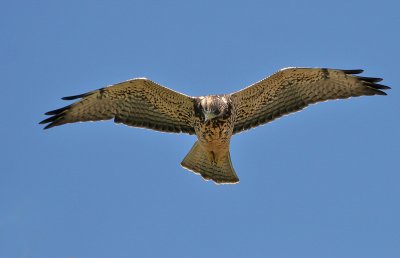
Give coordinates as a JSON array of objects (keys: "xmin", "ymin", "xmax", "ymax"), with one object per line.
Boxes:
[{"xmin": 199, "ymin": 95, "xmax": 229, "ymax": 122}]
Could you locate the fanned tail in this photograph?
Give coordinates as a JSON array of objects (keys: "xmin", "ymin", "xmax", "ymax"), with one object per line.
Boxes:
[{"xmin": 181, "ymin": 141, "xmax": 239, "ymax": 184}]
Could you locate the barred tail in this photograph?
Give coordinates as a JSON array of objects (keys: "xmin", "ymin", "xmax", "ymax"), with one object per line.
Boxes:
[{"xmin": 181, "ymin": 141, "xmax": 239, "ymax": 184}]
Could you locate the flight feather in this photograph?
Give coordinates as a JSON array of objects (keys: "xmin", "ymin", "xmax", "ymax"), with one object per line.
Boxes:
[{"xmin": 40, "ymin": 78, "xmax": 196, "ymax": 134}]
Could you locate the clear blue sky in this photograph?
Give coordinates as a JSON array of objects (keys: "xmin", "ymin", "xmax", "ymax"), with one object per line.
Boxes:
[{"xmin": 2, "ymin": 1, "xmax": 399, "ymax": 257}]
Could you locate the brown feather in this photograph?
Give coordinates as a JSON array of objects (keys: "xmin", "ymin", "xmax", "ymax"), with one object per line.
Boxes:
[
  {"xmin": 40, "ymin": 78, "xmax": 196, "ymax": 134},
  {"xmin": 231, "ymin": 68, "xmax": 390, "ymax": 134}
]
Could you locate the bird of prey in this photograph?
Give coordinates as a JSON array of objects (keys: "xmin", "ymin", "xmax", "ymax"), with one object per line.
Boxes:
[{"xmin": 40, "ymin": 67, "xmax": 390, "ymax": 184}]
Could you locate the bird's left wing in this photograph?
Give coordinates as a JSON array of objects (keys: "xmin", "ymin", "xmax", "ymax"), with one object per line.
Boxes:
[
  {"xmin": 40, "ymin": 78, "xmax": 196, "ymax": 134},
  {"xmin": 230, "ymin": 68, "xmax": 390, "ymax": 134}
]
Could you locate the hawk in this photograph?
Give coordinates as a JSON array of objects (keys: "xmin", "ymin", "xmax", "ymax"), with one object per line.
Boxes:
[{"xmin": 40, "ymin": 68, "xmax": 390, "ymax": 184}]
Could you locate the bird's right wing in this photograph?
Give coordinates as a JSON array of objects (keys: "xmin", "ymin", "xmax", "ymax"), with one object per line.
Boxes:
[
  {"xmin": 231, "ymin": 68, "xmax": 390, "ymax": 134},
  {"xmin": 40, "ymin": 78, "xmax": 196, "ymax": 134}
]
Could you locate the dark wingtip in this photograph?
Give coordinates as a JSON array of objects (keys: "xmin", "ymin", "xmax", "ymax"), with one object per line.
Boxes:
[
  {"xmin": 342, "ymin": 69, "xmax": 391, "ymax": 95},
  {"xmin": 61, "ymin": 93, "xmax": 87, "ymax": 100},
  {"xmin": 356, "ymin": 75, "xmax": 391, "ymax": 93},
  {"xmin": 40, "ymin": 115, "xmax": 63, "ymax": 129},
  {"xmin": 43, "ymin": 123, "xmax": 57, "ymax": 130},
  {"xmin": 42, "ymin": 89, "xmax": 95, "ymax": 129},
  {"xmin": 61, "ymin": 89, "xmax": 99, "ymax": 100},
  {"xmin": 362, "ymin": 81, "xmax": 391, "ymax": 93},
  {"xmin": 374, "ymin": 90, "xmax": 387, "ymax": 96},
  {"xmin": 365, "ymin": 82, "xmax": 391, "ymax": 90},
  {"xmin": 380, "ymin": 85, "xmax": 391, "ymax": 90},
  {"xmin": 44, "ymin": 104, "xmax": 72, "ymax": 115},
  {"xmin": 39, "ymin": 114, "xmax": 60, "ymax": 125},
  {"xmin": 354, "ymin": 76, "xmax": 383, "ymax": 83},
  {"xmin": 40, "ymin": 105, "xmax": 71, "ymax": 129},
  {"xmin": 341, "ymin": 69, "xmax": 364, "ymax": 74}
]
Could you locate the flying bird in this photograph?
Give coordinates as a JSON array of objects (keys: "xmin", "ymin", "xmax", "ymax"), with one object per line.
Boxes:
[{"xmin": 40, "ymin": 68, "xmax": 390, "ymax": 184}]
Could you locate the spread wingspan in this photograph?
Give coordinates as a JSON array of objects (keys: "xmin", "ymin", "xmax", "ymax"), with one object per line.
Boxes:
[
  {"xmin": 40, "ymin": 78, "xmax": 196, "ymax": 134},
  {"xmin": 231, "ymin": 68, "xmax": 390, "ymax": 134}
]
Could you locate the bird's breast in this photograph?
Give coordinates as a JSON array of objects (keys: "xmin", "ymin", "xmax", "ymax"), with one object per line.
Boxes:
[{"xmin": 193, "ymin": 117, "xmax": 234, "ymax": 149}]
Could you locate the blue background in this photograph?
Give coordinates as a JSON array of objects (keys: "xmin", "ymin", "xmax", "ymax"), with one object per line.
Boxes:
[{"xmin": 2, "ymin": 1, "xmax": 399, "ymax": 257}]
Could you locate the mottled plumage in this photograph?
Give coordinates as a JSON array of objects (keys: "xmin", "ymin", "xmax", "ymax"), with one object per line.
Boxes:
[{"xmin": 40, "ymin": 68, "xmax": 390, "ymax": 184}]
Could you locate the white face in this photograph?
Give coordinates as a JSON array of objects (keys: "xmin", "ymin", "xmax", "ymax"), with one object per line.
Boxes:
[{"xmin": 200, "ymin": 96, "xmax": 228, "ymax": 121}]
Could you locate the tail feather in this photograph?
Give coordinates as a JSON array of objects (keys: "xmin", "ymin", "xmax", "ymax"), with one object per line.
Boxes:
[{"xmin": 181, "ymin": 141, "xmax": 239, "ymax": 184}]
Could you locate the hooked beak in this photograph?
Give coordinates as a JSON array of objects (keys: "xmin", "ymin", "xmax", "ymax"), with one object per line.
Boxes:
[{"xmin": 204, "ymin": 111, "xmax": 216, "ymax": 122}]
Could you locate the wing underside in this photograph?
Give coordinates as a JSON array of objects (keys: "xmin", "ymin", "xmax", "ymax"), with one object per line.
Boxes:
[
  {"xmin": 40, "ymin": 78, "xmax": 196, "ymax": 134},
  {"xmin": 231, "ymin": 68, "xmax": 390, "ymax": 134}
]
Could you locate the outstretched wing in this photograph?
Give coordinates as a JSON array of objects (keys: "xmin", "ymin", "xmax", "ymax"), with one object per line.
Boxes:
[
  {"xmin": 40, "ymin": 78, "xmax": 196, "ymax": 134},
  {"xmin": 231, "ymin": 68, "xmax": 390, "ymax": 134}
]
